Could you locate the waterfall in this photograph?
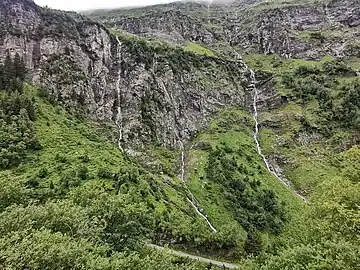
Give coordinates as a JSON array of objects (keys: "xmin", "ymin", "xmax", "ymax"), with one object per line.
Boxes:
[
  {"xmin": 228, "ymin": 46, "xmax": 306, "ymax": 201},
  {"xmin": 324, "ymin": 4, "xmax": 335, "ymax": 26},
  {"xmin": 181, "ymin": 151, "xmax": 186, "ymax": 183},
  {"xmin": 187, "ymin": 198, "xmax": 218, "ymax": 233},
  {"xmin": 244, "ymin": 63, "xmax": 307, "ymax": 202},
  {"xmin": 206, "ymin": 0, "xmax": 213, "ymax": 24},
  {"xmin": 151, "ymin": 62, "xmax": 217, "ymax": 231},
  {"xmin": 115, "ymin": 36, "xmax": 123, "ymax": 152},
  {"xmin": 180, "ymin": 143, "xmax": 217, "ymax": 233}
]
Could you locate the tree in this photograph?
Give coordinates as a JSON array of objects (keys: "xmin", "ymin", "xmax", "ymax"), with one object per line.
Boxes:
[
  {"xmin": 244, "ymin": 229, "xmax": 262, "ymax": 256},
  {"xmin": 13, "ymin": 52, "xmax": 26, "ymax": 81},
  {"xmin": 3, "ymin": 52, "xmax": 14, "ymax": 90}
]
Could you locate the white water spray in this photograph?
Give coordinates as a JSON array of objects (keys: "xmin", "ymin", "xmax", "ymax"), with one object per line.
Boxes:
[
  {"xmin": 187, "ymin": 198, "xmax": 218, "ymax": 233},
  {"xmin": 181, "ymin": 151, "xmax": 186, "ymax": 183},
  {"xmin": 179, "ymin": 143, "xmax": 217, "ymax": 233},
  {"xmin": 229, "ymin": 47, "xmax": 306, "ymax": 201},
  {"xmin": 244, "ymin": 63, "xmax": 307, "ymax": 202},
  {"xmin": 324, "ymin": 4, "xmax": 336, "ymax": 27},
  {"xmin": 115, "ymin": 36, "xmax": 123, "ymax": 152},
  {"xmin": 206, "ymin": 0, "xmax": 213, "ymax": 24}
]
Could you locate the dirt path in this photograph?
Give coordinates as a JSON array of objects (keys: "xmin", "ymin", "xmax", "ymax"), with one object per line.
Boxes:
[{"xmin": 148, "ymin": 244, "xmax": 238, "ymax": 269}]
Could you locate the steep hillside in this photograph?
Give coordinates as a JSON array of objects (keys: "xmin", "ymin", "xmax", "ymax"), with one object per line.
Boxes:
[
  {"xmin": 0, "ymin": 86, "xmax": 230, "ymax": 269},
  {"xmin": 85, "ymin": 0, "xmax": 360, "ymax": 267},
  {"xmin": 0, "ymin": 46, "xmax": 305, "ymax": 268},
  {"xmin": 1, "ymin": 0, "xmax": 360, "ymax": 269},
  {"xmin": 0, "ymin": 0, "xmax": 251, "ymax": 151}
]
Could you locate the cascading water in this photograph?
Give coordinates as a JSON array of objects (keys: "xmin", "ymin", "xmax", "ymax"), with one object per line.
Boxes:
[
  {"xmin": 206, "ymin": 0, "xmax": 213, "ymax": 24},
  {"xmin": 187, "ymin": 198, "xmax": 217, "ymax": 233},
  {"xmin": 181, "ymin": 151, "xmax": 186, "ymax": 184},
  {"xmin": 246, "ymin": 65, "xmax": 291, "ymax": 187},
  {"xmin": 115, "ymin": 36, "xmax": 123, "ymax": 152},
  {"xmin": 324, "ymin": 4, "xmax": 336, "ymax": 27},
  {"xmin": 244, "ymin": 63, "xmax": 307, "ymax": 202},
  {"xmin": 156, "ymin": 72, "xmax": 217, "ymax": 232},
  {"xmin": 179, "ymin": 143, "xmax": 217, "ymax": 233}
]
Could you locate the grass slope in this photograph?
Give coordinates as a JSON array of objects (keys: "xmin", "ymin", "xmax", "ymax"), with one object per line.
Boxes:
[{"xmin": 184, "ymin": 109, "xmax": 309, "ymax": 259}]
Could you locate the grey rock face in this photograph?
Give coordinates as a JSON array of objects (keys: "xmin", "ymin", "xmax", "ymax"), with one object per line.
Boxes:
[
  {"xmin": 101, "ymin": 10, "xmax": 215, "ymax": 45},
  {"xmin": 0, "ymin": 0, "xmax": 249, "ymax": 150},
  {"xmin": 95, "ymin": 0, "xmax": 360, "ymax": 60},
  {"xmin": 232, "ymin": 0, "xmax": 360, "ymax": 59}
]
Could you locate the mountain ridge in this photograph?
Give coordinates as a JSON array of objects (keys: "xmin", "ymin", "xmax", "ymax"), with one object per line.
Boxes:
[{"xmin": 90, "ymin": 0, "xmax": 360, "ymax": 60}]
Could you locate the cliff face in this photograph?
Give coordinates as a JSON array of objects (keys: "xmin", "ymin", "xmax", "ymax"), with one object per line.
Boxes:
[
  {"xmin": 0, "ymin": 0, "xmax": 249, "ymax": 150},
  {"xmin": 4, "ymin": 0, "xmax": 357, "ymax": 151},
  {"xmin": 102, "ymin": 10, "xmax": 215, "ymax": 45},
  {"xmin": 231, "ymin": 0, "xmax": 360, "ymax": 59},
  {"xmin": 92, "ymin": 0, "xmax": 360, "ymax": 60}
]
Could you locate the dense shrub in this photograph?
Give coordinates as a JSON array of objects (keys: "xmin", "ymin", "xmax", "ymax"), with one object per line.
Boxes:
[
  {"xmin": 322, "ymin": 60, "xmax": 356, "ymax": 77},
  {"xmin": 206, "ymin": 145, "xmax": 286, "ymax": 235},
  {"xmin": 281, "ymin": 61, "xmax": 360, "ymax": 131},
  {"xmin": 0, "ymin": 53, "xmax": 40, "ymax": 168}
]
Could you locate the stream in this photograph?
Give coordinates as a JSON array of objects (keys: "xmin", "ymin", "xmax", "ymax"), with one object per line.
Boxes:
[
  {"xmin": 244, "ymin": 63, "xmax": 308, "ymax": 202},
  {"xmin": 180, "ymin": 145, "xmax": 217, "ymax": 233},
  {"xmin": 178, "ymin": 55, "xmax": 307, "ymax": 233},
  {"xmin": 115, "ymin": 36, "xmax": 124, "ymax": 152}
]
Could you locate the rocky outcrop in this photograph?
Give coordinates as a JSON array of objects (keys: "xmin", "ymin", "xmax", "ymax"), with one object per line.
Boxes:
[
  {"xmin": 99, "ymin": 9, "xmax": 216, "ymax": 45},
  {"xmin": 0, "ymin": 0, "xmax": 249, "ymax": 150},
  {"xmin": 230, "ymin": 0, "xmax": 360, "ymax": 59},
  {"xmin": 94, "ymin": 0, "xmax": 360, "ymax": 60}
]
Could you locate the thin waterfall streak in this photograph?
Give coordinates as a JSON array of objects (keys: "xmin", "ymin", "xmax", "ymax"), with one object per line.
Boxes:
[
  {"xmin": 207, "ymin": 0, "xmax": 212, "ymax": 23},
  {"xmin": 115, "ymin": 36, "xmax": 123, "ymax": 152},
  {"xmin": 245, "ymin": 63, "xmax": 307, "ymax": 202},
  {"xmin": 187, "ymin": 198, "xmax": 217, "ymax": 233},
  {"xmin": 179, "ymin": 143, "xmax": 217, "ymax": 232},
  {"xmin": 181, "ymin": 151, "xmax": 185, "ymax": 183}
]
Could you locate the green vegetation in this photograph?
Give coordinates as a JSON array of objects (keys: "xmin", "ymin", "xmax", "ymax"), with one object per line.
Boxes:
[
  {"xmin": 0, "ymin": 78, "xmax": 228, "ymax": 268},
  {"xmin": 184, "ymin": 42, "xmax": 215, "ymax": 57},
  {"xmin": 281, "ymin": 59, "xmax": 359, "ymax": 130},
  {"xmin": 206, "ymin": 145, "xmax": 286, "ymax": 235},
  {"xmin": 184, "ymin": 109, "xmax": 308, "ymax": 261},
  {"xmin": 241, "ymin": 54, "xmax": 360, "ymax": 269},
  {"xmin": 0, "ymin": 53, "xmax": 40, "ymax": 169},
  {"xmin": 0, "ymin": 69, "xmax": 257, "ymax": 268},
  {"xmin": 113, "ymin": 29, "xmax": 222, "ymax": 74},
  {"xmin": 2, "ymin": 28, "xmax": 359, "ymax": 270}
]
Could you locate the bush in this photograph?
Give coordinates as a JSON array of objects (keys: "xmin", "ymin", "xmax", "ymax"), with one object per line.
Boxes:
[
  {"xmin": 38, "ymin": 168, "xmax": 49, "ymax": 178},
  {"xmin": 309, "ymin": 32, "xmax": 325, "ymax": 43},
  {"xmin": 77, "ymin": 165, "xmax": 88, "ymax": 181},
  {"xmin": 97, "ymin": 168, "xmax": 114, "ymax": 179},
  {"xmin": 206, "ymin": 145, "xmax": 286, "ymax": 235},
  {"xmin": 322, "ymin": 60, "xmax": 356, "ymax": 76},
  {"xmin": 25, "ymin": 178, "xmax": 40, "ymax": 189},
  {"xmin": 79, "ymin": 154, "xmax": 89, "ymax": 163},
  {"xmin": 294, "ymin": 65, "xmax": 320, "ymax": 77},
  {"xmin": 55, "ymin": 153, "xmax": 68, "ymax": 163}
]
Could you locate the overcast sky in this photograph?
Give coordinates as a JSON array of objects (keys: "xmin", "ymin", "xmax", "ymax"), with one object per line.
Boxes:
[{"xmin": 34, "ymin": 0, "xmax": 178, "ymax": 11}]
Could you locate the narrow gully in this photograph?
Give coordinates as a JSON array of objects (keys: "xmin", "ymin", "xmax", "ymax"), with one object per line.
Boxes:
[{"xmin": 115, "ymin": 36, "xmax": 124, "ymax": 152}]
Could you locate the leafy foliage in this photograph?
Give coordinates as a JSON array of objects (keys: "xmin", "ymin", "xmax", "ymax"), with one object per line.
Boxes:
[
  {"xmin": 260, "ymin": 240, "xmax": 360, "ymax": 270},
  {"xmin": 0, "ymin": 53, "xmax": 40, "ymax": 168},
  {"xmin": 206, "ymin": 145, "xmax": 286, "ymax": 235},
  {"xmin": 281, "ymin": 60, "xmax": 360, "ymax": 131},
  {"xmin": 0, "ymin": 85, "xmax": 229, "ymax": 269}
]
